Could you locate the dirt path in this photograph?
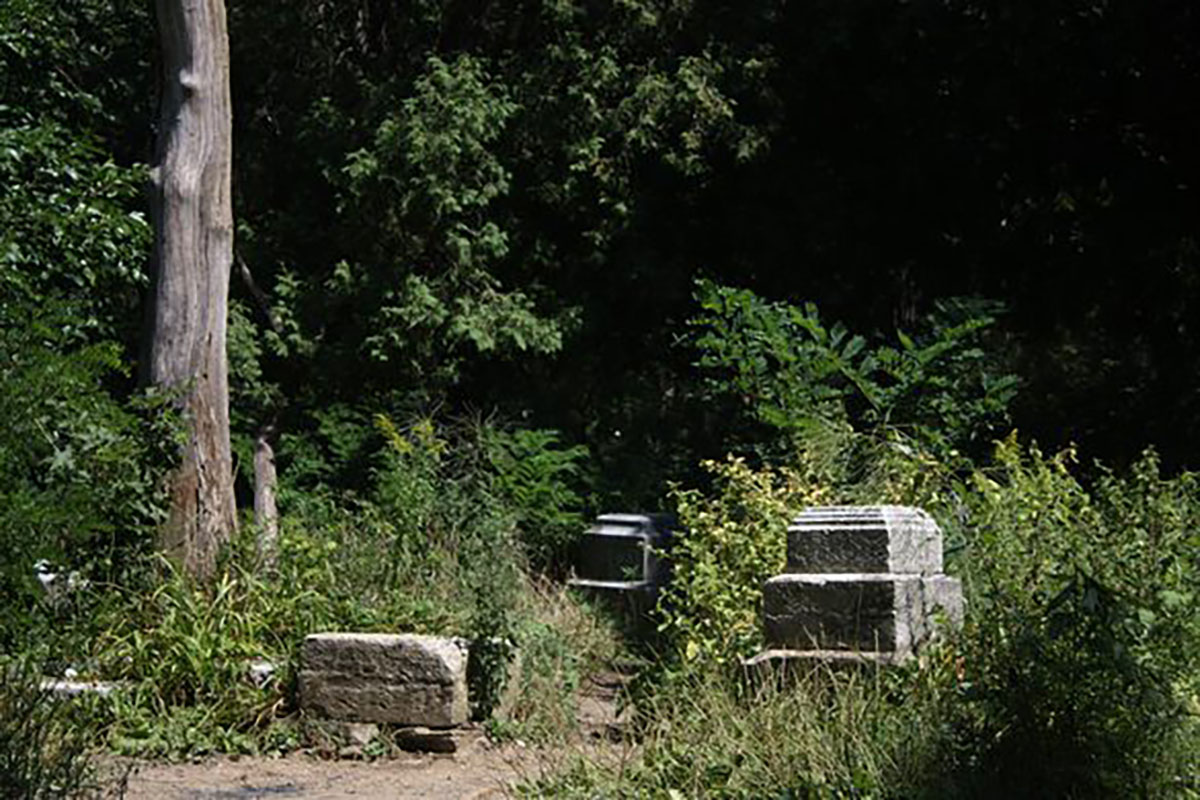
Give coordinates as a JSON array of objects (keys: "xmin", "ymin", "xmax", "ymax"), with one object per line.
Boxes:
[
  {"xmin": 120, "ymin": 741, "xmax": 536, "ymax": 799},
  {"xmin": 118, "ymin": 671, "xmax": 631, "ymax": 799}
]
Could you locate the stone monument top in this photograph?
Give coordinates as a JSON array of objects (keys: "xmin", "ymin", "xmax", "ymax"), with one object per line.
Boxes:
[{"xmin": 786, "ymin": 505, "xmax": 944, "ymax": 576}]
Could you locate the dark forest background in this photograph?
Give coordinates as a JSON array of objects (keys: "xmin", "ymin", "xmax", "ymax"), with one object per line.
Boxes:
[
  {"xmin": 234, "ymin": 0, "xmax": 1200, "ymax": 506},
  {"xmin": 5, "ymin": 0, "xmax": 1199, "ymax": 505}
]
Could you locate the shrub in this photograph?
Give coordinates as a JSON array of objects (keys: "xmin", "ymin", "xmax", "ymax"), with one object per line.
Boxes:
[
  {"xmin": 90, "ymin": 489, "xmax": 498, "ymax": 756},
  {"xmin": 523, "ymin": 661, "xmax": 957, "ymax": 799},
  {"xmin": 660, "ymin": 422, "xmax": 954, "ymax": 667},
  {"xmin": 0, "ymin": 305, "xmax": 173, "ymax": 651},
  {"xmin": 372, "ymin": 414, "xmax": 525, "ymax": 716},
  {"xmin": 489, "ymin": 580, "xmax": 623, "ymax": 744},
  {"xmin": 74, "ymin": 413, "xmax": 610, "ymax": 756},
  {"xmin": 660, "ymin": 456, "xmax": 812, "ymax": 665},
  {"xmin": 951, "ymin": 438, "xmax": 1200, "ymax": 796},
  {"xmin": 690, "ymin": 280, "xmax": 1017, "ymax": 461}
]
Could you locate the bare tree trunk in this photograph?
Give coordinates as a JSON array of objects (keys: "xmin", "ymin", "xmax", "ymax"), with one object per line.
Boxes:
[
  {"xmin": 254, "ymin": 422, "xmax": 279, "ymax": 568},
  {"xmin": 146, "ymin": 0, "xmax": 237, "ymax": 580}
]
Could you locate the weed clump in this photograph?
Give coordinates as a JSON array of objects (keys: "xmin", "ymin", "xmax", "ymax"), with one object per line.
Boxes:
[{"xmin": 0, "ymin": 658, "xmax": 127, "ymax": 799}]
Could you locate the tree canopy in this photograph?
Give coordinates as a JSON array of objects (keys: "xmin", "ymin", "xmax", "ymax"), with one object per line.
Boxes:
[{"xmin": 3, "ymin": 0, "xmax": 1198, "ymax": 507}]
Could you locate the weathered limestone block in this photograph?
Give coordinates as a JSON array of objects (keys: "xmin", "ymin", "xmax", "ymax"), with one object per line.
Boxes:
[
  {"xmin": 751, "ymin": 505, "xmax": 963, "ymax": 671},
  {"xmin": 762, "ymin": 565, "xmax": 964, "ymax": 654},
  {"xmin": 786, "ymin": 505, "xmax": 943, "ymax": 575},
  {"xmin": 299, "ymin": 633, "xmax": 468, "ymax": 727},
  {"xmin": 763, "ymin": 573, "xmax": 925, "ymax": 653}
]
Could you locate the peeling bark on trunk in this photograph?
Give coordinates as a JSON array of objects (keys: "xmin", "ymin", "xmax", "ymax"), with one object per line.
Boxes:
[
  {"xmin": 254, "ymin": 422, "xmax": 279, "ymax": 568},
  {"xmin": 146, "ymin": 0, "xmax": 237, "ymax": 579}
]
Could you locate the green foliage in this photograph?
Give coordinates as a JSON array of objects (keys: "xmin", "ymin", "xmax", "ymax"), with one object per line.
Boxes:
[
  {"xmin": 488, "ymin": 582, "xmax": 622, "ymax": 744},
  {"xmin": 495, "ymin": 619, "xmax": 583, "ymax": 741},
  {"xmin": 524, "ymin": 663, "xmax": 955, "ymax": 799},
  {"xmin": 91, "ymin": 502, "xmax": 474, "ymax": 758},
  {"xmin": 275, "ymin": 404, "xmax": 378, "ymax": 491},
  {"xmin": 0, "ymin": 122, "xmax": 149, "ymax": 337},
  {"xmin": 372, "ymin": 416, "xmax": 524, "ymax": 717},
  {"xmin": 600, "ymin": 427, "xmax": 1200, "ymax": 797},
  {"xmin": 67, "ymin": 415, "xmax": 559, "ymax": 755},
  {"xmin": 485, "ymin": 427, "xmax": 589, "ymax": 571},
  {"xmin": 372, "ymin": 415, "xmax": 601, "ymax": 713},
  {"xmin": 691, "ymin": 281, "xmax": 1018, "ymax": 460},
  {"xmin": 660, "ymin": 421, "xmax": 955, "ymax": 668},
  {"xmin": 950, "ymin": 438, "xmax": 1200, "ymax": 796},
  {"xmin": 97, "ymin": 562, "xmax": 283, "ymax": 757},
  {"xmin": 0, "ymin": 307, "xmax": 173, "ymax": 650},
  {"xmin": 91, "ymin": 508, "xmax": 468, "ymax": 759},
  {"xmin": 0, "ymin": 657, "xmax": 122, "ymax": 799},
  {"xmin": 661, "ymin": 457, "xmax": 813, "ymax": 665},
  {"xmin": 223, "ymin": 0, "xmax": 779, "ymax": 472},
  {"xmin": 0, "ymin": 0, "xmax": 150, "ymax": 132},
  {"xmin": 0, "ymin": 0, "xmax": 161, "ymax": 656},
  {"xmin": 57, "ymin": 410, "xmax": 619, "ymax": 759},
  {"xmin": 6, "ymin": 0, "xmax": 1200, "ymax": 789},
  {"xmin": 373, "ymin": 415, "xmax": 523, "ymax": 715},
  {"xmin": 1, "ymin": 0, "xmax": 150, "ymax": 344},
  {"xmin": 340, "ymin": 54, "xmax": 565, "ymax": 378},
  {"xmin": 373, "ymin": 415, "xmax": 447, "ymax": 539}
]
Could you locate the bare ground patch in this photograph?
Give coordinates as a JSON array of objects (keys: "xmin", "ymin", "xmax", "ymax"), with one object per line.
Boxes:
[{"xmin": 116, "ymin": 668, "xmax": 634, "ymax": 799}]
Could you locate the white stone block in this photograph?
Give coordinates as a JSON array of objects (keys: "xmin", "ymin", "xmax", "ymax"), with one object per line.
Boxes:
[
  {"xmin": 786, "ymin": 505, "xmax": 944, "ymax": 575},
  {"xmin": 763, "ymin": 573, "xmax": 925, "ymax": 653},
  {"xmin": 763, "ymin": 572, "xmax": 963, "ymax": 655}
]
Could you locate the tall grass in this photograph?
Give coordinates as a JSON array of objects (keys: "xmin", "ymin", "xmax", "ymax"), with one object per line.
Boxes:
[
  {"xmin": 0, "ymin": 658, "xmax": 126, "ymax": 799},
  {"xmin": 524, "ymin": 658, "xmax": 959, "ymax": 798},
  {"xmin": 42, "ymin": 416, "xmax": 620, "ymax": 758},
  {"xmin": 490, "ymin": 580, "xmax": 625, "ymax": 743}
]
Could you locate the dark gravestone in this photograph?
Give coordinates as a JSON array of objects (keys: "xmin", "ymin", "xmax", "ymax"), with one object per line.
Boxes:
[{"xmin": 569, "ymin": 513, "xmax": 674, "ymax": 624}]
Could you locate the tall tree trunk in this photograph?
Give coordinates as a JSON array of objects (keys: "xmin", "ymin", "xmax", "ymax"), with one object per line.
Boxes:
[{"xmin": 146, "ymin": 0, "xmax": 237, "ymax": 579}]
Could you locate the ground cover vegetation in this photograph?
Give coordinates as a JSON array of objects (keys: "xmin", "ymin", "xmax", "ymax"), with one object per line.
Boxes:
[{"xmin": 3, "ymin": 0, "xmax": 1200, "ymax": 796}]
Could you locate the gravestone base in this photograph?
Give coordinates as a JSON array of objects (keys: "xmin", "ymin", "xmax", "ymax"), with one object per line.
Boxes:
[
  {"xmin": 921, "ymin": 575, "xmax": 965, "ymax": 627},
  {"xmin": 762, "ymin": 573, "xmax": 964, "ymax": 655},
  {"xmin": 569, "ymin": 513, "xmax": 673, "ymax": 636},
  {"xmin": 763, "ymin": 573, "xmax": 924, "ymax": 654}
]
